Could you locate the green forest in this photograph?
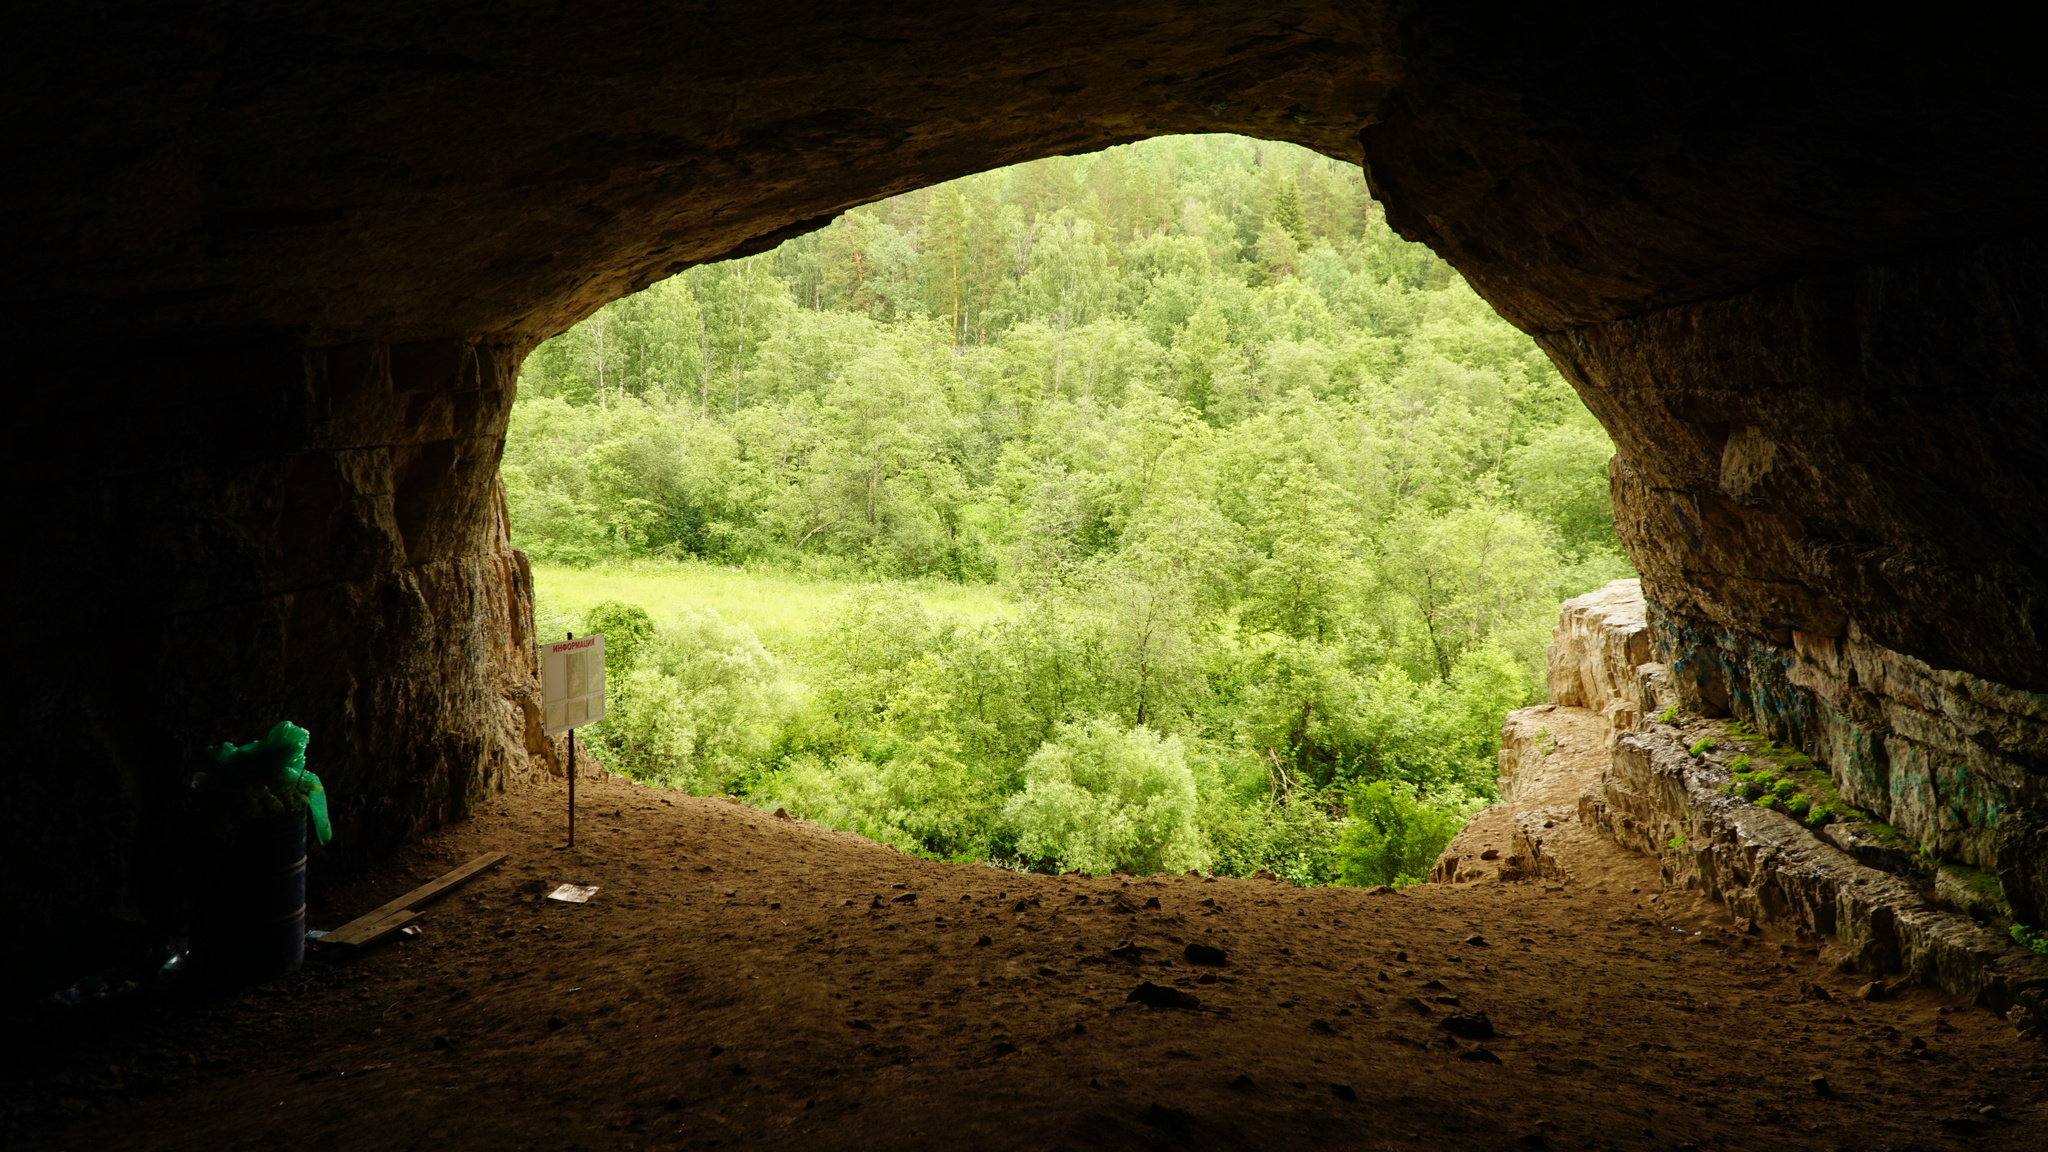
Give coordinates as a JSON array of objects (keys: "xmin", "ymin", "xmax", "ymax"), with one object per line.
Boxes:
[{"xmin": 508, "ymin": 134, "xmax": 1631, "ymax": 886}]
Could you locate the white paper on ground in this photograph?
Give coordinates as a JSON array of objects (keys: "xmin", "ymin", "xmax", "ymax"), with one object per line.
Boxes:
[{"xmin": 547, "ymin": 883, "xmax": 601, "ymax": 903}]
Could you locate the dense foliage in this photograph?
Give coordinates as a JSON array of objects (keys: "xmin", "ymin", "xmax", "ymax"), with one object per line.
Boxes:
[{"xmin": 511, "ymin": 135, "xmax": 1631, "ymax": 885}]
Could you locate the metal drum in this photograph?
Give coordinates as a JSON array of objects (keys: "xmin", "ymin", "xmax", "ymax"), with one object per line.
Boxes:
[{"xmin": 195, "ymin": 810, "xmax": 307, "ymax": 982}]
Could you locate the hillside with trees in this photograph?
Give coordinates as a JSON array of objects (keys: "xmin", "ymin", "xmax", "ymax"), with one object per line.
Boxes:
[{"xmin": 508, "ymin": 134, "xmax": 1630, "ymax": 885}]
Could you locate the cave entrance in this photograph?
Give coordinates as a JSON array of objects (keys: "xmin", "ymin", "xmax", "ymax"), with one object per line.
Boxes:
[
  {"xmin": 501, "ymin": 134, "xmax": 1631, "ymax": 889},
  {"xmin": 18, "ymin": 5, "xmax": 2046, "ymax": 1014}
]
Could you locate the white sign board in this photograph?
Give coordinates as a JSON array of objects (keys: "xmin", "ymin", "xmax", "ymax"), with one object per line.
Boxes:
[{"xmin": 542, "ymin": 634, "xmax": 606, "ymax": 734}]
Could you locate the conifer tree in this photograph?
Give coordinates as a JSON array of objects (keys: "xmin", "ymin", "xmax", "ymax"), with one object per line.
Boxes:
[
  {"xmin": 921, "ymin": 186, "xmax": 969, "ymax": 346},
  {"xmin": 1255, "ymin": 219, "xmax": 1303, "ymax": 284},
  {"xmin": 961, "ymin": 181, "xmax": 1006, "ymax": 343},
  {"xmin": 1266, "ymin": 176, "xmax": 1310, "ymax": 248},
  {"xmin": 820, "ymin": 208, "xmax": 880, "ymax": 314}
]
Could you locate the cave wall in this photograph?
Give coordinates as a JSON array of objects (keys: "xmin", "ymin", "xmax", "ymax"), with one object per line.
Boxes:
[
  {"xmin": 8, "ymin": 2, "xmax": 2048, "ymax": 983},
  {"xmin": 1558, "ymin": 233, "xmax": 2048, "ymax": 921},
  {"xmin": 1563, "ymin": 234, "xmax": 2048, "ymax": 689},
  {"xmin": 1507, "ymin": 583, "xmax": 2048, "ymax": 1012},
  {"xmin": 6, "ymin": 338, "xmax": 553, "ymax": 985}
]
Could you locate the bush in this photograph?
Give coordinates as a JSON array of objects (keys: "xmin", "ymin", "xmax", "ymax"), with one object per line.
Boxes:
[
  {"xmin": 587, "ymin": 608, "xmax": 788, "ymax": 792},
  {"xmin": 582, "ymin": 600, "xmax": 658, "ymax": 680},
  {"xmin": 1215, "ymin": 635, "xmax": 1519, "ymax": 797},
  {"xmin": 753, "ymin": 752, "xmax": 1000, "ymax": 860},
  {"xmin": 1334, "ymin": 779, "xmax": 1480, "ymax": 888},
  {"xmin": 1198, "ymin": 768, "xmax": 1347, "ymax": 884},
  {"xmin": 811, "ymin": 587, "xmax": 949, "ymax": 730},
  {"xmin": 1001, "ymin": 720, "xmax": 1210, "ymax": 875}
]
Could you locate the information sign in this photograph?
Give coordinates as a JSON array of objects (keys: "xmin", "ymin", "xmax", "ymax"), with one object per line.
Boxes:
[{"xmin": 542, "ymin": 634, "xmax": 606, "ymax": 734}]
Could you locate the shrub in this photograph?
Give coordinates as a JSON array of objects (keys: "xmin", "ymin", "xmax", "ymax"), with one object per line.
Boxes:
[
  {"xmin": 1335, "ymin": 780, "xmax": 1481, "ymax": 888},
  {"xmin": 590, "ymin": 608, "xmax": 787, "ymax": 792},
  {"xmin": 811, "ymin": 587, "xmax": 949, "ymax": 730},
  {"xmin": 1199, "ymin": 778, "xmax": 1348, "ymax": 885},
  {"xmin": 582, "ymin": 600, "xmax": 658, "ymax": 680},
  {"xmin": 753, "ymin": 751, "xmax": 999, "ymax": 860},
  {"xmin": 1001, "ymin": 721, "xmax": 1210, "ymax": 876},
  {"xmin": 1689, "ymin": 737, "xmax": 1716, "ymax": 756}
]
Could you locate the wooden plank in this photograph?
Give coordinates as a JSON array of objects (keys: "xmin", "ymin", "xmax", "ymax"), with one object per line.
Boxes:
[
  {"xmin": 325, "ymin": 909, "xmax": 418, "ymax": 950},
  {"xmin": 322, "ymin": 852, "xmax": 506, "ymax": 948}
]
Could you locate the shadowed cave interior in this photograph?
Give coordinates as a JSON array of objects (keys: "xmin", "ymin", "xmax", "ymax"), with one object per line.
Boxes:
[{"xmin": 8, "ymin": 4, "xmax": 2048, "ymax": 1148}]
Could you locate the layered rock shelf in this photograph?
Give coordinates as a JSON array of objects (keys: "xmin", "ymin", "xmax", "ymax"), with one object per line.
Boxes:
[{"xmin": 1466, "ymin": 580, "xmax": 2048, "ymax": 1028}]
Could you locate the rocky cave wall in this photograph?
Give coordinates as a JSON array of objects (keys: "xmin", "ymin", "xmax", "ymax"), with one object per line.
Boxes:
[
  {"xmin": 7, "ymin": 338, "xmax": 556, "ymax": 983},
  {"xmin": 1508, "ymin": 582, "xmax": 2048, "ymax": 1017},
  {"xmin": 1568, "ymin": 236, "xmax": 2048, "ymax": 924},
  {"xmin": 7, "ymin": 3, "xmax": 2048, "ymax": 985}
]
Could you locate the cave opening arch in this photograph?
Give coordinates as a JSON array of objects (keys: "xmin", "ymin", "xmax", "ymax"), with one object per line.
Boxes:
[{"xmin": 9, "ymin": 2, "xmax": 2048, "ymax": 987}]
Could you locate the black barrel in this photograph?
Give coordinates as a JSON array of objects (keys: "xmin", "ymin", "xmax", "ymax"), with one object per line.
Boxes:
[{"xmin": 194, "ymin": 810, "xmax": 307, "ymax": 982}]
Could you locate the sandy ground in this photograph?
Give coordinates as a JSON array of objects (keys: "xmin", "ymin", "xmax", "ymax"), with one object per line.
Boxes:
[{"xmin": 7, "ymin": 768, "xmax": 2046, "ymax": 1152}]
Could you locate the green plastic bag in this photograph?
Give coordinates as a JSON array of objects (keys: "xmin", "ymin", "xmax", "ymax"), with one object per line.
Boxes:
[{"xmin": 210, "ymin": 721, "xmax": 332, "ymax": 845}]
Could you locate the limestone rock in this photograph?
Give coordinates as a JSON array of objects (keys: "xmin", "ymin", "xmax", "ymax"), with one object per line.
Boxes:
[
  {"xmin": 1584, "ymin": 719, "xmax": 2048, "ymax": 1011},
  {"xmin": 1994, "ymin": 810, "xmax": 2048, "ymax": 927},
  {"xmin": 1569, "ymin": 236, "xmax": 2048, "ymax": 693},
  {"xmin": 1645, "ymin": 600, "xmax": 2048, "ymax": 876},
  {"xmin": 1546, "ymin": 580, "xmax": 1653, "ymax": 717},
  {"xmin": 1444, "ymin": 579, "xmax": 2048, "ymax": 1011}
]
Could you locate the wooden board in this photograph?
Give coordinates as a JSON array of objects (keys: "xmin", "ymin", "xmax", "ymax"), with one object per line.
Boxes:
[
  {"xmin": 326, "ymin": 909, "xmax": 418, "ymax": 950},
  {"xmin": 321, "ymin": 851, "xmax": 506, "ymax": 948}
]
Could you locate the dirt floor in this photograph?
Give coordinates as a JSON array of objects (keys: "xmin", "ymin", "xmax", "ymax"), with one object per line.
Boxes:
[{"xmin": 7, "ymin": 768, "xmax": 2047, "ymax": 1152}]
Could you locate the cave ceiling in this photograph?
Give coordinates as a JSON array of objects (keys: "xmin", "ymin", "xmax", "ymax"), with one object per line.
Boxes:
[{"xmin": 8, "ymin": 4, "xmax": 2043, "ymax": 350}]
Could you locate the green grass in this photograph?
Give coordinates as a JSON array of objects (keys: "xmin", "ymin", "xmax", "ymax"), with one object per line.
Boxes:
[
  {"xmin": 1942, "ymin": 863, "xmax": 2008, "ymax": 911},
  {"xmin": 2013, "ymin": 924, "xmax": 2048, "ymax": 957},
  {"xmin": 532, "ymin": 559, "xmax": 1012, "ymax": 653},
  {"xmin": 1720, "ymin": 735, "xmax": 1849, "ymax": 830},
  {"xmin": 1757, "ymin": 740, "xmax": 1814, "ymax": 770}
]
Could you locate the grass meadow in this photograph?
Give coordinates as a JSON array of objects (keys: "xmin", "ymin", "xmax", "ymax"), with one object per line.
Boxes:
[{"xmin": 531, "ymin": 560, "xmax": 1012, "ymax": 659}]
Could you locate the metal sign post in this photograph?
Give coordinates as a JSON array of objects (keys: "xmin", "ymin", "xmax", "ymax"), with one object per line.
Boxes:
[{"xmin": 542, "ymin": 631, "xmax": 607, "ymax": 848}]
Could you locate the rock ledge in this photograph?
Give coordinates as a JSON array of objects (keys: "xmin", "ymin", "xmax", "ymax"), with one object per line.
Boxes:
[{"xmin": 1467, "ymin": 580, "xmax": 2048, "ymax": 1019}]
